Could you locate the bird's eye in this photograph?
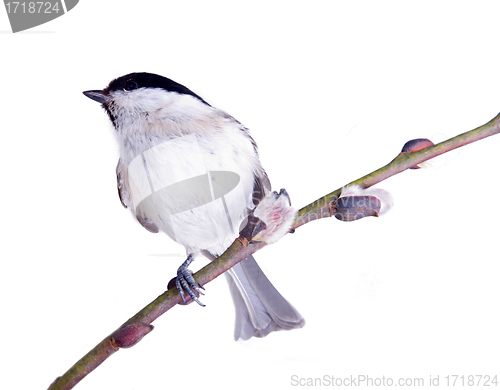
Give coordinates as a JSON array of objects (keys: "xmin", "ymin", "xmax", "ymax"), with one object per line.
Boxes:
[{"xmin": 125, "ymin": 80, "xmax": 138, "ymax": 91}]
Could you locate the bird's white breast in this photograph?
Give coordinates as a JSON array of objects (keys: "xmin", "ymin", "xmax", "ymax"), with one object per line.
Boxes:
[{"xmin": 117, "ymin": 108, "xmax": 260, "ymax": 254}]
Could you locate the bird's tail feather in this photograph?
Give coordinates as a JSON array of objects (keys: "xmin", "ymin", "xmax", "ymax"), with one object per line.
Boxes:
[{"xmin": 225, "ymin": 255, "xmax": 305, "ymax": 341}]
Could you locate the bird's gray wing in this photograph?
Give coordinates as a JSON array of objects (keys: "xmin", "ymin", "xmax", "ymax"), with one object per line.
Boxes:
[
  {"xmin": 116, "ymin": 159, "xmax": 131, "ymax": 209},
  {"xmin": 116, "ymin": 159, "xmax": 159, "ymax": 233},
  {"xmin": 252, "ymin": 170, "xmax": 271, "ymax": 206}
]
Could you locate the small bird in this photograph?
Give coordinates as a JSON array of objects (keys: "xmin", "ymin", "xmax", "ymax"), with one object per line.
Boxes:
[{"xmin": 83, "ymin": 72, "xmax": 304, "ymax": 340}]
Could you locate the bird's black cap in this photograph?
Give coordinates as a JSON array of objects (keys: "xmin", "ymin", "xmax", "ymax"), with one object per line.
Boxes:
[{"xmin": 104, "ymin": 72, "xmax": 210, "ymax": 106}]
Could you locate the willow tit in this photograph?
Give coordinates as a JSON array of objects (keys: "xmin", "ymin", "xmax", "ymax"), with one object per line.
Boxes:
[{"xmin": 83, "ymin": 72, "xmax": 304, "ymax": 340}]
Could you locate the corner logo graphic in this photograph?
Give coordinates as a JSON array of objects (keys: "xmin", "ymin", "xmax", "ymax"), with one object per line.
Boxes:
[{"xmin": 4, "ymin": 0, "xmax": 78, "ymax": 33}]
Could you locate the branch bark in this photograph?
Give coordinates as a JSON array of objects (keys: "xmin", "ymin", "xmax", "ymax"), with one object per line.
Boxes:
[{"xmin": 48, "ymin": 112, "xmax": 500, "ymax": 390}]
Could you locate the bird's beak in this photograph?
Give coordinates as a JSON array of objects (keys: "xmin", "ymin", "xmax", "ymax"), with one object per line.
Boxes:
[{"xmin": 83, "ymin": 90, "xmax": 106, "ymax": 104}]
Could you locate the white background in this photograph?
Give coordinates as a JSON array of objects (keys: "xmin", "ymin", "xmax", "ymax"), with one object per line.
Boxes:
[{"xmin": 2, "ymin": 1, "xmax": 499, "ymax": 389}]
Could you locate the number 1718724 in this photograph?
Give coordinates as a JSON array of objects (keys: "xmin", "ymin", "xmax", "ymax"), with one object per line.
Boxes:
[
  {"xmin": 445, "ymin": 375, "xmax": 498, "ymax": 387},
  {"xmin": 5, "ymin": 2, "xmax": 61, "ymax": 14}
]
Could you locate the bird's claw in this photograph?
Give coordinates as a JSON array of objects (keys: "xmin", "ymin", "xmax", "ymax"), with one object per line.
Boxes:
[{"xmin": 175, "ymin": 256, "xmax": 205, "ymax": 307}]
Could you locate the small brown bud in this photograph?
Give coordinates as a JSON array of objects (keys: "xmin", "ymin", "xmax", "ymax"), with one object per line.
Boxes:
[
  {"xmin": 401, "ymin": 138, "xmax": 435, "ymax": 169},
  {"xmin": 111, "ymin": 322, "xmax": 154, "ymax": 349},
  {"xmin": 401, "ymin": 138, "xmax": 435, "ymax": 153},
  {"xmin": 167, "ymin": 277, "xmax": 177, "ymax": 291}
]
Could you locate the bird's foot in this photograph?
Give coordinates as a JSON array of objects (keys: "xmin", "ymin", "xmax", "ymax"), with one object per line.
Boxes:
[{"xmin": 174, "ymin": 255, "xmax": 205, "ymax": 306}]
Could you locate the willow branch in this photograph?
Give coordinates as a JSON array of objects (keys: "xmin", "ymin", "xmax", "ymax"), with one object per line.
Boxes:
[
  {"xmin": 293, "ymin": 112, "xmax": 500, "ymax": 229},
  {"xmin": 48, "ymin": 112, "xmax": 500, "ymax": 390}
]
